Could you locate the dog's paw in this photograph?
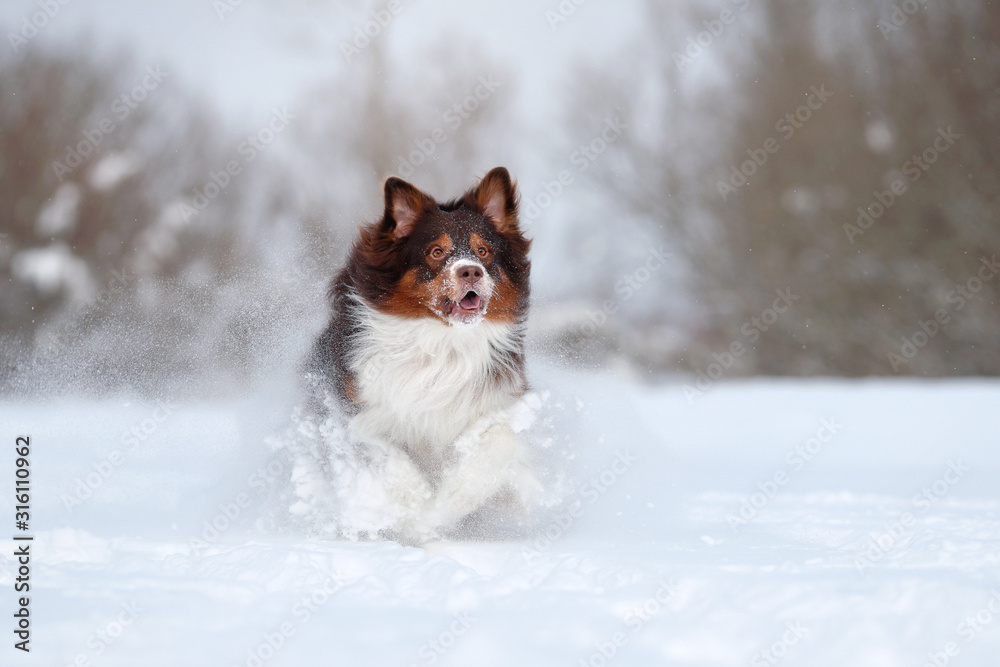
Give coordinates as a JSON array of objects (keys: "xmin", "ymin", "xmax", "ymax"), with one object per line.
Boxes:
[
  {"xmin": 430, "ymin": 421, "xmax": 541, "ymax": 531},
  {"xmin": 382, "ymin": 447, "xmax": 434, "ymax": 507}
]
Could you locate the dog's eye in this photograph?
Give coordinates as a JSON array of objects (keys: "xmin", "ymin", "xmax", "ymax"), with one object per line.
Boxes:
[
  {"xmin": 476, "ymin": 246, "xmax": 488, "ymax": 257},
  {"xmin": 430, "ymin": 247, "xmax": 444, "ymax": 259}
]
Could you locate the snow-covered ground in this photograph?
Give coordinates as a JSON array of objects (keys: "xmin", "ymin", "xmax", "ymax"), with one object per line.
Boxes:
[{"xmin": 2, "ymin": 365, "xmax": 999, "ymax": 666}]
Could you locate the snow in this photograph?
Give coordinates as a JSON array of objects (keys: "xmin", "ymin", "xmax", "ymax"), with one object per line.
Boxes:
[
  {"xmin": 2, "ymin": 367, "xmax": 999, "ymax": 666},
  {"xmin": 10, "ymin": 242, "xmax": 94, "ymax": 302},
  {"xmin": 89, "ymin": 153, "xmax": 141, "ymax": 192},
  {"xmin": 278, "ymin": 386, "xmax": 555, "ymax": 545},
  {"xmin": 35, "ymin": 183, "xmax": 81, "ymax": 237}
]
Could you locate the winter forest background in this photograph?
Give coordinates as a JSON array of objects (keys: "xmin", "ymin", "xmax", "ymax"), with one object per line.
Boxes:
[
  {"xmin": 2, "ymin": 0, "xmax": 998, "ymax": 398},
  {"xmin": 3, "ymin": 3, "xmax": 1000, "ymax": 666}
]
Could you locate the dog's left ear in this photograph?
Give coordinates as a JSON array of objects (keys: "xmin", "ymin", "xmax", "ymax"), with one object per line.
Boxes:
[{"xmin": 471, "ymin": 167, "xmax": 520, "ymax": 234}]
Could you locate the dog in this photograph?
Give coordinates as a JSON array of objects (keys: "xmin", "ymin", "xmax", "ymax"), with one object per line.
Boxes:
[{"xmin": 307, "ymin": 167, "xmax": 540, "ymax": 542}]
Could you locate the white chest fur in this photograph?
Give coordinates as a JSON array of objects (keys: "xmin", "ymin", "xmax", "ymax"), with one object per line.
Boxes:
[{"xmin": 346, "ymin": 300, "xmax": 524, "ymax": 474}]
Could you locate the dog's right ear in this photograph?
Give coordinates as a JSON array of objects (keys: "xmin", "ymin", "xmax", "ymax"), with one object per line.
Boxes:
[{"xmin": 383, "ymin": 177, "xmax": 436, "ymax": 239}]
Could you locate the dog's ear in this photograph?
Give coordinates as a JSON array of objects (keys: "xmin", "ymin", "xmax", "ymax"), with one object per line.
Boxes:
[
  {"xmin": 383, "ymin": 177, "xmax": 436, "ymax": 239},
  {"xmin": 471, "ymin": 167, "xmax": 520, "ymax": 234}
]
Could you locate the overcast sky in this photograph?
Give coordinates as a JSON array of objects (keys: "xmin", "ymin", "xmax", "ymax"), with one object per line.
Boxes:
[{"xmin": 1, "ymin": 0, "xmax": 642, "ymax": 126}]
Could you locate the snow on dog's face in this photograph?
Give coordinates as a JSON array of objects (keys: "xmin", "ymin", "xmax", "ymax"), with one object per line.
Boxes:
[{"xmin": 350, "ymin": 167, "xmax": 530, "ymax": 327}]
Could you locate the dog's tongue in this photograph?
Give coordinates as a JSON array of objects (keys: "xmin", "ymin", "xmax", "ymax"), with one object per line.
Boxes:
[{"xmin": 459, "ymin": 292, "xmax": 481, "ymax": 311}]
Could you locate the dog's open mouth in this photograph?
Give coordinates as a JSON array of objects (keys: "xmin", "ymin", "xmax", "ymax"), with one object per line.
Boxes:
[
  {"xmin": 441, "ymin": 291, "xmax": 483, "ymax": 320},
  {"xmin": 458, "ymin": 291, "xmax": 481, "ymax": 311}
]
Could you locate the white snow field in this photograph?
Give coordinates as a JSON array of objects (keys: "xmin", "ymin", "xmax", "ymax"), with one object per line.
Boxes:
[{"xmin": 2, "ymin": 364, "xmax": 999, "ymax": 667}]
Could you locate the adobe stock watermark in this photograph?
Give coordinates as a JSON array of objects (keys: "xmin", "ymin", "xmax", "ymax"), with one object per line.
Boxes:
[
  {"xmin": 843, "ymin": 126, "xmax": 960, "ymax": 243},
  {"xmin": 717, "ymin": 84, "xmax": 832, "ymax": 200},
  {"xmin": 921, "ymin": 591, "xmax": 1000, "ymax": 667},
  {"xmin": 233, "ymin": 572, "xmax": 346, "ymax": 667},
  {"xmin": 278, "ymin": 253, "xmax": 323, "ymax": 288},
  {"xmin": 59, "ymin": 401, "xmax": 177, "ymax": 512},
  {"xmin": 672, "ymin": 0, "xmax": 752, "ymax": 71},
  {"xmin": 406, "ymin": 611, "xmax": 476, "ymax": 667},
  {"xmin": 545, "ymin": 0, "xmax": 590, "ymax": 31},
  {"xmin": 189, "ymin": 457, "xmax": 287, "ymax": 549},
  {"xmin": 34, "ymin": 265, "xmax": 136, "ymax": 362},
  {"xmin": 577, "ymin": 578, "xmax": 679, "ymax": 667},
  {"xmin": 878, "ymin": 0, "xmax": 931, "ymax": 37},
  {"xmin": 340, "ymin": 0, "xmax": 409, "ymax": 62},
  {"xmin": 521, "ymin": 449, "xmax": 638, "ymax": 563},
  {"xmin": 887, "ymin": 254, "xmax": 998, "ymax": 372},
  {"xmin": 726, "ymin": 418, "xmax": 843, "ymax": 532},
  {"xmin": 852, "ymin": 459, "xmax": 969, "ymax": 573},
  {"xmin": 683, "ymin": 287, "xmax": 800, "ymax": 403},
  {"xmin": 213, "ymin": 0, "xmax": 244, "ymax": 21},
  {"xmin": 522, "ymin": 115, "xmax": 627, "ymax": 221},
  {"xmin": 8, "ymin": 0, "xmax": 75, "ymax": 53},
  {"xmin": 750, "ymin": 621, "xmax": 809, "ymax": 667},
  {"xmin": 394, "ymin": 74, "xmax": 503, "ymax": 178},
  {"xmin": 578, "ymin": 246, "xmax": 670, "ymax": 336},
  {"xmin": 178, "ymin": 106, "xmax": 294, "ymax": 222},
  {"xmin": 66, "ymin": 600, "xmax": 143, "ymax": 667},
  {"xmin": 50, "ymin": 65, "xmax": 168, "ymax": 182}
]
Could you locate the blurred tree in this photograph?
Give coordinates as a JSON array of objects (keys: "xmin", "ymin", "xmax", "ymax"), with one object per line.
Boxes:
[
  {"xmin": 564, "ymin": 0, "xmax": 1000, "ymax": 376},
  {"xmin": 0, "ymin": 45, "xmax": 268, "ymax": 394},
  {"xmin": 0, "ymin": 35, "xmax": 520, "ymax": 397},
  {"xmin": 288, "ymin": 35, "xmax": 515, "ymax": 273}
]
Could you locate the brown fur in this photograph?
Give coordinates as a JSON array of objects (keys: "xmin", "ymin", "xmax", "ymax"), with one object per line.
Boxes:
[{"xmin": 308, "ymin": 168, "xmax": 531, "ymax": 407}]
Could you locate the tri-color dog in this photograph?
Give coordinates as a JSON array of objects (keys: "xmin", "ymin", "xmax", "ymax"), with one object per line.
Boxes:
[{"xmin": 308, "ymin": 167, "xmax": 539, "ymax": 541}]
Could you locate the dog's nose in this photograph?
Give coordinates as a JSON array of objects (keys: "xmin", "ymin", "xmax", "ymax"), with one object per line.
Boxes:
[{"xmin": 457, "ymin": 265, "xmax": 483, "ymax": 281}]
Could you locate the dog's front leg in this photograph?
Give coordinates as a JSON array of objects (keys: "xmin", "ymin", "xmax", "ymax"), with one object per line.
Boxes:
[{"xmin": 430, "ymin": 420, "xmax": 543, "ymax": 532}]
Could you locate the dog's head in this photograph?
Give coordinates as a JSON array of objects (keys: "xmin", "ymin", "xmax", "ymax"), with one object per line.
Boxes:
[{"xmin": 351, "ymin": 167, "xmax": 531, "ymax": 327}]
